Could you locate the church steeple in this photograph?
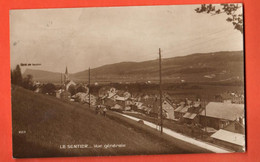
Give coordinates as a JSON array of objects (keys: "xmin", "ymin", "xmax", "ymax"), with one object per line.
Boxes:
[{"xmin": 64, "ymin": 66, "xmax": 69, "ymax": 82}]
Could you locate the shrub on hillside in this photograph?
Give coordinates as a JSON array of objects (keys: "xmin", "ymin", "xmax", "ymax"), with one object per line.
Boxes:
[
  {"xmin": 68, "ymin": 85, "xmax": 76, "ymax": 96},
  {"xmin": 42, "ymin": 83, "xmax": 56, "ymax": 96},
  {"xmin": 22, "ymin": 74, "xmax": 36, "ymax": 91}
]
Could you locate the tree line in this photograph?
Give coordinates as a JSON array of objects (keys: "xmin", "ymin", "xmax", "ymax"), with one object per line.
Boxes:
[
  {"xmin": 11, "ymin": 65, "xmax": 35, "ymax": 91},
  {"xmin": 11, "ymin": 64, "xmax": 88, "ymax": 96}
]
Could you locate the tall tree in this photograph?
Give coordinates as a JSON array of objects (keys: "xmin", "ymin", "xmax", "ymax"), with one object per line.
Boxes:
[
  {"xmin": 22, "ymin": 74, "xmax": 35, "ymax": 90},
  {"xmin": 195, "ymin": 4, "xmax": 243, "ymax": 34},
  {"xmin": 12, "ymin": 65, "xmax": 23, "ymax": 86}
]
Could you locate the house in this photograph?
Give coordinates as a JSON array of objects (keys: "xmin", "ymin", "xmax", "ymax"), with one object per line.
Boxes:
[
  {"xmin": 72, "ymin": 92, "xmax": 87, "ymax": 103},
  {"xmin": 85, "ymin": 94, "xmax": 97, "ymax": 105},
  {"xmin": 115, "ymin": 96, "xmax": 127, "ymax": 108},
  {"xmin": 72, "ymin": 92, "xmax": 97, "ymax": 105},
  {"xmin": 174, "ymin": 105, "xmax": 190, "ymax": 119},
  {"xmin": 134, "ymin": 101, "xmax": 143, "ymax": 109},
  {"xmin": 210, "ymin": 129, "xmax": 245, "ymax": 152},
  {"xmin": 174, "ymin": 100, "xmax": 192, "ymax": 120},
  {"xmin": 211, "ymin": 117, "xmax": 245, "ymax": 152},
  {"xmin": 183, "ymin": 101, "xmax": 203, "ymax": 124},
  {"xmin": 210, "ymin": 114, "xmax": 245, "ymax": 151},
  {"xmin": 141, "ymin": 95, "xmax": 176, "ymax": 120},
  {"xmin": 215, "ymin": 92, "xmax": 244, "ymax": 104},
  {"xmin": 55, "ymin": 89, "xmax": 64, "ymax": 98},
  {"xmin": 224, "ymin": 117, "xmax": 245, "ymax": 134},
  {"xmin": 111, "ymin": 103, "xmax": 124, "ymax": 111},
  {"xmin": 132, "ymin": 101, "xmax": 145, "ymax": 112},
  {"xmin": 108, "ymin": 87, "xmax": 117, "ymax": 94},
  {"xmin": 121, "ymin": 91, "xmax": 131, "ymax": 99},
  {"xmin": 199, "ymin": 102, "xmax": 244, "ymax": 130},
  {"xmin": 162, "ymin": 98, "xmax": 176, "ymax": 120},
  {"xmin": 143, "ymin": 94, "xmax": 150, "ymax": 100}
]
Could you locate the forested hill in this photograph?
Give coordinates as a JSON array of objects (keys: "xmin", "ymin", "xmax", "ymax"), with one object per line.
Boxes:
[{"xmin": 23, "ymin": 51, "xmax": 244, "ymax": 83}]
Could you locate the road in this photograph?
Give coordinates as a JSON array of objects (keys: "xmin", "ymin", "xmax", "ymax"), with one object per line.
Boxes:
[{"xmin": 117, "ymin": 112, "xmax": 232, "ymax": 153}]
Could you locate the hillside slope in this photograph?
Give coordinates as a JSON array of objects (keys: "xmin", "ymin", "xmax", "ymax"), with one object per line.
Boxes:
[
  {"xmin": 23, "ymin": 51, "xmax": 244, "ymax": 83},
  {"xmin": 12, "ymin": 86, "xmax": 191, "ymax": 158}
]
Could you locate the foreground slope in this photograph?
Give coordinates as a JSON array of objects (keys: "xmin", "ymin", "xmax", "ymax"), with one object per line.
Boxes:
[{"xmin": 12, "ymin": 86, "xmax": 193, "ymax": 158}]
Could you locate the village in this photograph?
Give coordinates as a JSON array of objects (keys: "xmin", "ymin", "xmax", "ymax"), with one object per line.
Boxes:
[
  {"xmin": 29, "ymin": 66, "xmax": 246, "ymax": 152},
  {"xmin": 8, "ymin": 4, "xmax": 246, "ymax": 158}
]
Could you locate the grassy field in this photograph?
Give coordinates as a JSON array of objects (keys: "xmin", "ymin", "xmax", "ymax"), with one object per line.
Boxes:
[
  {"xmin": 11, "ymin": 86, "xmax": 208, "ymax": 158},
  {"xmin": 165, "ymin": 83, "xmax": 244, "ymax": 101}
]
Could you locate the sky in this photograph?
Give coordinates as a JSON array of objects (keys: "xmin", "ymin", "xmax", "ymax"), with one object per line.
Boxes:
[{"xmin": 10, "ymin": 4, "xmax": 243, "ymax": 73}]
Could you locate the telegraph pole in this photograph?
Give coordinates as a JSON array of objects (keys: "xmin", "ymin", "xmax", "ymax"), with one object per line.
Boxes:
[
  {"xmin": 205, "ymin": 99, "xmax": 207, "ymax": 134},
  {"xmin": 159, "ymin": 48, "xmax": 163, "ymax": 134},
  {"xmin": 60, "ymin": 73, "xmax": 62, "ymax": 86},
  {"xmin": 89, "ymin": 67, "xmax": 91, "ymax": 109}
]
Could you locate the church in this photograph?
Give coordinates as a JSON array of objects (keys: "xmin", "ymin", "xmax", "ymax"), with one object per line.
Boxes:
[
  {"xmin": 64, "ymin": 66, "xmax": 76, "ymax": 91},
  {"xmin": 57, "ymin": 66, "xmax": 77, "ymax": 100}
]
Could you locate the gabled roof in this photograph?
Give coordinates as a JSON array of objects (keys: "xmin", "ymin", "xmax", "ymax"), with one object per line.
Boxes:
[
  {"xmin": 223, "ymin": 120, "xmax": 245, "ymax": 134},
  {"xmin": 175, "ymin": 105, "xmax": 184, "ymax": 112},
  {"xmin": 180, "ymin": 106, "xmax": 189, "ymax": 113},
  {"xmin": 211, "ymin": 129, "xmax": 245, "ymax": 147},
  {"xmin": 65, "ymin": 80, "xmax": 76, "ymax": 85},
  {"xmin": 116, "ymin": 96, "xmax": 127, "ymax": 101},
  {"xmin": 183, "ymin": 112, "xmax": 197, "ymax": 119},
  {"xmin": 175, "ymin": 105, "xmax": 189, "ymax": 113},
  {"xmin": 163, "ymin": 97, "xmax": 176, "ymax": 107},
  {"xmin": 200, "ymin": 102, "xmax": 244, "ymax": 121},
  {"xmin": 193, "ymin": 101, "xmax": 201, "ymax": 108},
  {"xmin": 107, "ymin": 92, "xmax": 117, "ymax": 99}
]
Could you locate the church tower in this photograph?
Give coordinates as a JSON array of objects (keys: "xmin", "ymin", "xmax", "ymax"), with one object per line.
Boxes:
[{"xmin": 64, "ymin": 66, "xmax": 69, "ymax": 83}]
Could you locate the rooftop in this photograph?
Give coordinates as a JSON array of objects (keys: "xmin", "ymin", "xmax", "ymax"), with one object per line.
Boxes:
[
  {"xmin": 211, "ymin": 129, "xmax": 245, "ymax": 147},
  {"xmin": 200, "ymin": 102, "xmax": 244, "ymax": 121}
]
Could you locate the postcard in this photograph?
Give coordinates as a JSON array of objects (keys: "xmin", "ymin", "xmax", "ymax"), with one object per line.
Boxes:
[{"xmin": 10, "ymin": 3, "xmax": 245, "ymax": 158}]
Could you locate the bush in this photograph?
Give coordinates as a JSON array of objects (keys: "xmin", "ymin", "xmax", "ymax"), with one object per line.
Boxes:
[
  {"xmin": 42, "ymin": 83, "xmax": 56, "ymax": 96},
  {"xmin": 22, "ymin": 74, "xmax": 36, "ymax": 91},
  {"xmin": 68, "ymin": 85, "xmax": 76, "ymax": 96}
]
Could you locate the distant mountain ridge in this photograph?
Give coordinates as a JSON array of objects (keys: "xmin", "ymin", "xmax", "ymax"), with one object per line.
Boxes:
[{"xmin": 23, "ymin": 51, "xmax": 244, "ymax": 83}]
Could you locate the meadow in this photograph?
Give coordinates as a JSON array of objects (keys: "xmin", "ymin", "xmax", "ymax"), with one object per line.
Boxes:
[{"xmin": 12, "ymin": 86, "xmax": 205, "ymax": 158}]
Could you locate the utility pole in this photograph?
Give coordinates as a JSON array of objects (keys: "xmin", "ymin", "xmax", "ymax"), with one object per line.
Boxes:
[
  {"xmin": 89, "ymin": 67, "xmax": 91, "ymax": 109},
  {"xmin": 60, "ymin": 73, "xmax": 62, "ymax": 86},
  {"xmin": 159, "ymin": 48, "xmax": 163, "ymax": 134},
  {"xmin": 205, "ymin": 100, "xmax": 207, "ymax": 134}
]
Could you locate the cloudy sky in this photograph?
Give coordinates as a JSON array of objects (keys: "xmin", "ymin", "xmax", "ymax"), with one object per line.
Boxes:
[{"xmin": 10, "ymin": 4, "xmax": 243, "ymax": 73}]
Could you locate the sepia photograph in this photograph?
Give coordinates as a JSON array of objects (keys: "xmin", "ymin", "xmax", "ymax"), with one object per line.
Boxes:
[{"xmin": 10, "ymin": 3, "xmax": 245, "ymax": 158}]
